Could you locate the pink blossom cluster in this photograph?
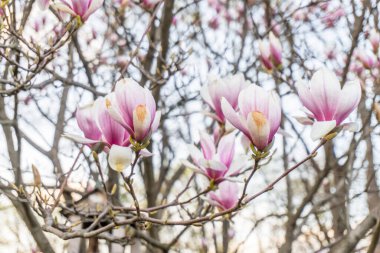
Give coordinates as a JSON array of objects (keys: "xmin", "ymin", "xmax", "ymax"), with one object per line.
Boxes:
[{"xmin": 68, "ymin": 66, "xmax": 361, "ymax": 211}]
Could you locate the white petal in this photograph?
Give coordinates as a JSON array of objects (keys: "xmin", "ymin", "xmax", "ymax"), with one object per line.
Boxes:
[
  {"xmin": 62, "ymin": 133, "xmax": 99, "ymax": 144},
  {"xmin": 108, "ymin": 145, "xmax": 133, "ymax": 172},
  {"xmin": 310, "ymin": 120, "xmax": 336, "ymax": 141}
]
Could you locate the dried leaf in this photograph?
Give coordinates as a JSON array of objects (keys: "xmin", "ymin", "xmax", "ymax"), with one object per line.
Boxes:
[{"xmin": 32, "ymin": 164, "xmax": 42, "ymax": 187}]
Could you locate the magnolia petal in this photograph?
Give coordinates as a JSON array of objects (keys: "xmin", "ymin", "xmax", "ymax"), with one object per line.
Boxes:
[
  {"xmin": 187, "ymin": 144, "xmax": 203, "ymax": 165},
  {"xmin": 341, "ymin": 122, "xmax": 359, "ymax": 132},
  {"xmin": 182, "ymin": 160, "xmax": 204, "ymax": 174},
  {"xmin": 309, "ymin": 68, "xmax": 341, "ymax": 120},
  {"xmin": 267, "ymin": 90, "xmax": 282, "ymax": 140},
  {"xmin": 247, "ymin": 111, "xmax": 271, "ymax": 151},
  {"xmin": 62, "ymin": 133, "xmax": 99, "ymax": 144},
  {"xmin": 294, "ymin": 116, "xmax": 314, "ymax": 125},
  {"xmin": 199, "ymin": 133, "xmax": 216, "ymax": 160},
  {"xmin": 198, "ymin": 159, "xmax": 228, "ymax": 172},
  {"xmin": 140, "ymin": 149, "xmax": 153, "ymax": 157},
  {"xmin": 277, "ymin": 128, "xmax": 293, "ymax": 138},
  {"xmin": 295, "ymin": 80, "xmax": 325, "ymax": 121},
  {"xmin": 151, "ymin": 111, "xmax": 161, "ymax": 132},
  {"xmin": 221, "ymin": 98, "xmax": 250, "ymax": 138},
  {"xmin": 82, "ymin": 0, "xmax": 104, "ymax": 21},
  {"xmin": 310, "ymin": 120, "xmax": 336, "ymax": 141},
  {"xmin": 334, "ymin": 80, "xmax": 361, "ymax": 125},
  {"xmin": 200, "ymin": 85, "xmax": 215, "ymax": 110},
  {"xmin": 108, "ymin": 145, "xmax": 133, "ymax": 172},
  {"xmin": 217, "ymin": 133, "xmax": 235, "ymax": 168},
  {"xmin": 132, "ymin": 105, "xmax": 152, "ymax": 142},
  {"xmin": 52, "ymin": 3, "xmax": 77, "ymax": 16},
  {"xmin": 94, "ymin": 96, "xmax": 127, "ymax": 146}
]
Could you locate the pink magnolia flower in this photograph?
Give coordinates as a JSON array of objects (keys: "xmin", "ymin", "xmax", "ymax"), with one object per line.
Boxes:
[
  {"xmin": 106, "ymin": 78, "xmax": 161, "ymax": 143},
  {"xmin": 184, "ymin": 133, "xmax": 240, "ymax": 184},
  {"xmin": 269, "ymin": 32, "xmax": 282, "ymax": 67},
  {"xmin": 221, "ymin": 85, "xmax": 281, "ymax": 151},
  {"xmin": 356, "ymin": 50, "xmax": 377, "ymax": 69},
  {"xmin": 295, "ymin": 68, "xmax": 361, "ymax": 140},
  {"xmin": 74, "ymin": 103, "xmax": 102, "ymax": 143},
  {"xmin": 53, "ymin": 0, "xmax": 104, "ymax": 22},
  {"xmin": 323, "ymin": 7, "xmax": 345, "ymax": 27},
  {"xmin": 201, "ymin": 73, "xmax": 248, "ymax": 124},
  {"xmin": 208, "ymin": 181, "xmax": 239, "ymax": 210},
  {"xmin": 259, "ymin": 40, "xmax": 273, "ymax": 71},
  {"xmin": 65, "ymin": 95, "xmax": 130, "ymax": 149}
]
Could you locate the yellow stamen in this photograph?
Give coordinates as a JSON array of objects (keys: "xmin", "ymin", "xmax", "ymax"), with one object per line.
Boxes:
[
  {"xmin": 105, "ymin": 98, "xmax": 112, "ymax": 109},
  {"xmin": 135, "ymin": 105, "xmax": 147, "ymax": 122},
  {"xmin": 251, "ymin": 111, "xmax": 267, "ymax": 128}
]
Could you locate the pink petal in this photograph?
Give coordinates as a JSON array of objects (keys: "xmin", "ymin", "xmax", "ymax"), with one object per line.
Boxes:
[
  {"xmin": 217, "ymin": 133, "xmax": 235, "ymax": 168},
  {"xmin": 199, "ymin": 133, "xmax": 216, "ymax": 160},
  {"xmin": 76, "ymin": 104, "xmax": 102, "ymax": 140},
  {"xmin": 94, "ymin": 96, "xmax": 128, "ymax": 146},
  {"xmin": 309, "ymin": 68, "xmax": 341, "ymax": 120},
  {"xmin": 150, "ymin": 111, "xmax": 161, "ymax": 132},
  {"xmin": 334, "ymin": 80, "xmax": 361, "ymax": 125},
  {"xmin": 295, "ymin": 80, "xmax": 325, "ymax": 121},
  {"xmin": 267, "ymin": 91, "xmax": 281, "ymax": 141},
  {"xmin": 221, "ymin": 98, "xmax": 251, "ymax": 139}
]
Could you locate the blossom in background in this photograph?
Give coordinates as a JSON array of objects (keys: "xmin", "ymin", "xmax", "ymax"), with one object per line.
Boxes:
[
  {"xmin": 53, "ymin": 0, "xmax": 104, "ymax": 22},
  {"xmin": 369, "ymin": 29, "xmax": 380, "ymax": 53},
  {"xmin": 295, "ymin": 68, "xmax": 361, "ymax": 140},
  {"xmin": 208, "ymin": 181, "xmax": 239, "ymax": 210},
  {"xmin": 269, "ymin": 32, "xmax": 282, "ymax": 67},
  {"xmin": 201, "ymin": 73, "xmax": 248, "ymax": 124},
  {"xmin": 37, "ymin": 0, "xmax": 50, "ymax": 10},
  {"xmin": 221, "ymin": 84, "xmax": 281, "ymax": 151},
  {"xmin": 108, "ymin": 145, "xmax": 133, "ymax": 172},
  {"xmin": 259, "ymin": 32, "xmax": 282, "ymax": 71},
  {"xmin": 322, "ymin": 7, "xmax": 345, "ymax": 27},
  {"xmin": 259, "ymin": 40, "xmax": 273, "ymax": 71},
  {"xmin": 106, "ymin": 78, "xmax": 161, "ymax": 143},
  {"xmin": 184, "ymin": 133, "xmax": 240, "ymax": 185},
  {"xmin": 356, "ymin": 50, "xmax": 378, "ymax": 69}
]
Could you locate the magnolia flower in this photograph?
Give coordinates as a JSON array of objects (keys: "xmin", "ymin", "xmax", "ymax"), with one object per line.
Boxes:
[
  {"xmin": 356, "ymin": 50, "xmax": 377, "ymax": 69},
  {"xmin": 259, "ymin": 40, "xmax": 273, "ymax": 71},
  {"xmin": 369, "ymin": 29, "xmax": 380, "ymax": 53},
  {"xmin": 208, "ymin": 181, "xmax": 239, "ymax": 210},
  {"xmin": 108, "ymin": 145, "xmax": 133, "ymax": 172},
  {"xmin": 65, "ymin": 95, "xmax": 130, "ymax": 149},
  {"xmin": 94, "ymin": 96, "xmax": 130, "ymax": 147},
  {"xmin": 71, "ymin": 103, "xmax": 102, "ymax": 144},
  {"xmin": 269, "ymin": 32, "xmax": 282, "ymax": 67},
  {"xmin": 37, "ymin": 0, "xmax": 50, "ymax": 10},
  {"xmin": 201, "ymin": 73, "xmax": 248, "ymax": 123},
  {"xmin": 221, "ymin": 85, "xmax": 281, "ymax": 151},
  {"xmin": 106, "ymin": 78, "xmax": 161, "ymax": 143},
  {"xmin": 295, "ymin": 68, "xmax": 361, "ymax": 141},
  {"xmin": 184, "ymin": 133, "xmax": 240, "ymax": 184},
  {"xmin": 53, "ymin": 0, "xmax": 104, "ymax": 22}
]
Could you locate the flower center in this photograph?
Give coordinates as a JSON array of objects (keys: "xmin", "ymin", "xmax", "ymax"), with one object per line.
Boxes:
[
  {"xmin": 135, "ymin": 104, "xmax": 147, "ymax": 122},
  {"xmin": 105, "ymin": 98, "xmax": 112, "ymax": 109},
  {"xmin": 251, "ymin": 111, "xmax": 267, "ymax": 127}
]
